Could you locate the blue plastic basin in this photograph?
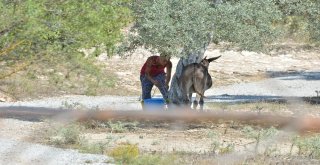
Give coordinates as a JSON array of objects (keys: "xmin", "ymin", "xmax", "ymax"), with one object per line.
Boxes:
[{"xmin": 143, "ymin": 98, "xmax": 165, "ymax": 111}]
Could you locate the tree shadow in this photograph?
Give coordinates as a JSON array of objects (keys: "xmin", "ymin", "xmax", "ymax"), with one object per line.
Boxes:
[
  {"xmin": 205, "ymin": 94, "xmax": 320, "ymax": 104},
  {"xmin": 0, "ymin": 106, "xmax": 69, "ymax": 122},
  {"xmin": 266, "ymin": 71, "xmax": 320, "ymax": 81}
]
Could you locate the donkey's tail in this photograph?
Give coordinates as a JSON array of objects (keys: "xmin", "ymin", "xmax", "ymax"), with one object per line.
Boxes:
[
  {"xmin": 192, "ymin": 63, "xmax": 206, "ymax": 98},
  {"xmin": 195, "ymin": 91, "xmax": 206, "ymax": 98}
]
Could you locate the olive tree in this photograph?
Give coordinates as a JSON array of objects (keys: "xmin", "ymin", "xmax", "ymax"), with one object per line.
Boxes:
[
  {"xmin": 125, "ymin": 0, "xmax": 283, "ymax": 104},
  {"xmin": 125, "ymin": 0, "xmax": 215, "ymax": 104},
  {"xmin": 211, "ymin": 0, "xmax": 283, "ymax": 51}
]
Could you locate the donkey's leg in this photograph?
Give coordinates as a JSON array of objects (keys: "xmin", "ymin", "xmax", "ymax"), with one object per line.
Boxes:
[
  {"xmin": 193, "ymin": 77, "xmax": 205, "ymax": 111},
  {"xmin": 188, "ymin": 92, "xmax": 193, "ymax": 109},
  {"xmin": 182, "ymin": 93, "xmax": 190, "ymax": 109},
  {"xmin": 199, "ymin": 95, "xmax": 204, "ymax": 112},
  {"xmin": 193, "ymin": 94, "xmax": 200, "ymax": 110},
  {"xmin": 179, "ymin": 81, "xmax": 191, "ymax": 108}
]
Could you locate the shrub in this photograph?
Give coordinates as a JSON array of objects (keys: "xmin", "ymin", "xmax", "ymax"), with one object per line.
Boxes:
[{"xmin": 108, "ymin": 143, "xmax": 140, "ymax": 164}]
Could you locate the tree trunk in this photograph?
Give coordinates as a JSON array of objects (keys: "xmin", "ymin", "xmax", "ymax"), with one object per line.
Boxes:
[{"xmin": 168, "ymin": 43, "xmax": 210, "ymax": 106}]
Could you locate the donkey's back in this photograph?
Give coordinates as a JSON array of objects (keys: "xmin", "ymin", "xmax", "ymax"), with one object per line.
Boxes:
[{"xmin": 179, "ymin": 63, "xmax": 212, "ymax": 97}]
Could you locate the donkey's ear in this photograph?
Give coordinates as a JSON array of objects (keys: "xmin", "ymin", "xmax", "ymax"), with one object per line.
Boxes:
[
  {"xmin": 208, "ymin": 55, "xmax": 221, "ymax": 63},
  {"xmin": 203, "ymin": 56, "xmax": 207, "ymax": 60}
]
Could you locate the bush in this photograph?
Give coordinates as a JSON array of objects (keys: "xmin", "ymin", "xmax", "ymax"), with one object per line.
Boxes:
[
  {"xmin": 108, "ymin": 143, "xmax": 140, "ymax": 164},
  {"xmin": 49, "ymin": 123, "xmax": 83, "ymax": 146},
  {"xmin": 293, "ymin": 135, "xmax": 320, "ymax": 158}
]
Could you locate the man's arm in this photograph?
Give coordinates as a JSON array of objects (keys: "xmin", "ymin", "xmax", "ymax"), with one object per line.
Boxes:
[
  {"xmin": 165, "ymin": 61, "xmax": 172, "ymax": 88},
  {"xmin": 145, "ymin": 57, "xmax": 159, "ymax": 86}
]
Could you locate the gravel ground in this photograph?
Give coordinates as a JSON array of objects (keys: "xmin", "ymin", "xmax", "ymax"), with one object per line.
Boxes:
[
  {"xmin": 0, "ymin": 95, "xmax": 141, "ymax": 110},
  {"xmin": 0, "ymin": 46, "xmax": 319, "ymax": 164},
  {"xmin": 0, "ymin": 73, "xmax": 319, "ymax": 165},
  {"xmin": 0, "ymin": 138, "xmax": 113, "ymax": 165},
  {"xmin": 1, "ymin": 71, "xmax": 318, "ymax": 109},
  {"xmin": 207, "ymin": 71, "xmax": 320, "ymax": 103},
  {"xmin": 1, "ymin": 74, "xmax": 318, "ymax": 165}
]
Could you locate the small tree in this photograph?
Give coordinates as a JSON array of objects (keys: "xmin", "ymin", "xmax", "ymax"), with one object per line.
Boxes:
[
  {"xmin": 0, "ymin": 0, "xmax": 132, "ymax": 65},
  {"xmin": 0, "ymin": 0, "xmax": 133, "ymax": 97}
]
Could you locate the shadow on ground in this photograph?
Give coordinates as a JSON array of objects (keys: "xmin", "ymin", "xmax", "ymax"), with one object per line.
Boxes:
[
  {"xmin": 206, "ymin": 94, "xmax": 320, "ymax": 104},
  {"xmin": 0, "ymin": 106, "xmax": 70, "ymax": 122},
  {"xmin": 266, "ymin": 71, "xmax": 320, "ymax": 81}
]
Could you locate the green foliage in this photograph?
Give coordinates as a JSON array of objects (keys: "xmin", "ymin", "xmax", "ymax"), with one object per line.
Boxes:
[
  {"xmin": 0, "ymin": 0, "xmax": 131, "ymax": 98},
  {"xmin": 0, "ymin": 0, "xmax": 132, "ymax": 56},
  {"xmin": 60, "ymin": 101, "xmax": 85, "ymax": 110},
  {"xmin": 109, "ymin": 143, "xmax": 178, "ymax": 165},
  {"xmin": 124, "ymin": 0, "xmax": 284, "ymax": 54},
  {"xmin": 47, "ymin": 122, "xmax": 116, "ymax": 155},
  {"xmin": 212, "ymin": 0, "xmax": 283, "ymax": 51},
  {"xmin": 275, "ymin": 0, "xmax": 320, "ymax": 43},
  {"xmin": 125, "ymin": 0, "xmax": 215, "ymax": 56},
  {"xmin": 1, "ymin": 51, "xmax": 117, "ymax": 98},
  {"xmin": 293, "ymin": 135, "xmax": 320, "ymax": 158},
  {"xmin": 123, "ymin": 0, "xmax": 320, "ymax": 55},
  {"xmin": 242, "ymin": 126, "xmax": 278, "ymax": 152},
  {"xmin": 109, "ymin": 143, "xmax": 140, "ymax": 164},
  {"xmin": 219, "ymin": 143, "xmax": 235, "ymax": 154},
  {"xmin": 242, "ymin": 126, "xmax": 278, "ymax": 140},
  {"xmin": 50, "ymin": 123, "xmax": 83, "ymax": 146},
  {"xmin": 106, "ymin": 121, "xmax": 138, "ymax": 133},
  {"xmin": 79, "ymin": 140, "xmax": 108, "ymax": 154}
]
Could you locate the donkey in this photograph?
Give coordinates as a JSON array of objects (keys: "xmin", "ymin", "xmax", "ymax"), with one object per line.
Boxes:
[{"xmin": 178, "ymin": 55, "xmax": 221, "ymax": 111}]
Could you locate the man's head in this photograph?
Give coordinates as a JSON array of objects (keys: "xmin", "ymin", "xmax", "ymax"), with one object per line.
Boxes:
[{"xmin": 159, "ymin": 53, "xmax": 171, "ymax": 66}]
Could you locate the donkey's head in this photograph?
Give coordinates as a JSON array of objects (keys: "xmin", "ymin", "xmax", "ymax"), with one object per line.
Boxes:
[{"xmin": 200, "ymin": 55, "xmax": 221, "ymax": 68}]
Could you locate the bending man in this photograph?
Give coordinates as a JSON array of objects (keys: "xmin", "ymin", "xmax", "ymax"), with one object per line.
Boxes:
[{"xmin": 140, "ymin": 53, "xmax": 172, "ymax": 103}]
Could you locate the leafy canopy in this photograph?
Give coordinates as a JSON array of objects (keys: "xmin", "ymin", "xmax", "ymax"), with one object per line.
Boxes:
[
  {"xmin": 124, "ymin": 0, "xmax": 320, "ymax": 55},
  {"xmin": 0, "ymin": 0, "xmax": 132, "ymax": 58},
  {"xmin": 127, "ymin": 0, "xmax": 215, "ymax": 57},
  {"xmin": 212, "ymin": 0, "xmax": 283, "ymax": 51},
  {"xmin": 274, "ymin": 0, "xmax": 320, "ymax": 42}
]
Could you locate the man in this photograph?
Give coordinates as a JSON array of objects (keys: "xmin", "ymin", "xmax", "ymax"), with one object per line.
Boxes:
[{"xmin": 140, "ymin": 53, "xmax": 172, "ymax": 103}]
